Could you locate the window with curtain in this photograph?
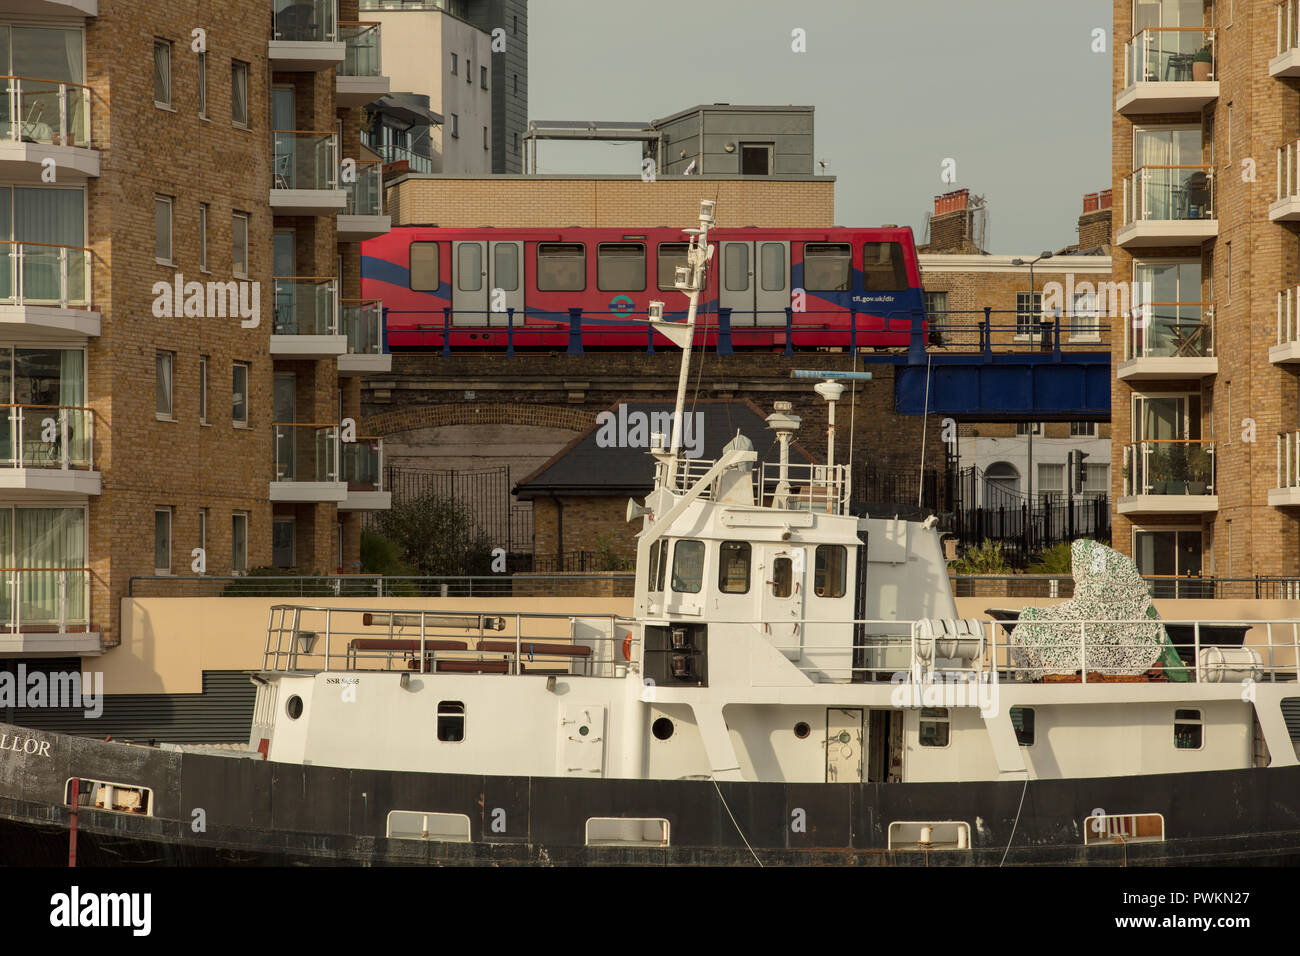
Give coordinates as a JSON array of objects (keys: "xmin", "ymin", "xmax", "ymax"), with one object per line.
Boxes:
[
  {"xmin": 199, "ymin": 355, "xmax": 208, "ymax": 423},
  {"xmin": 232, "ymin": 212, "xmax": 249, "ymax": 276},
  {"xmin": 232, "ymin": 512, "xmax": 248, "ymax": 572},
  {"xmin": 1133, "ymin": 127, "xmax": 1201, "ymax": 221},
  {"xmin": 154, "ymin": 508, "xmax": 171, "ymax": 573},
  {"xmin": 156, "ymin": 351, "xmax": 174, "ymax": 418},
  {"xmin": 6, "ymin": 187, "xmax": 86, "ymax": 303},
  {"xmin": 0, "ymin": 348, "xmax": 86, "ymax": 468},
  {"xmin": 5, "ymin": 507, "xmax": 86, "ymax": 625},
  {"xmin": 153, "ymin": 39, "xmax": 171, "ymax": 107},
  {"xmin": 199, "ymin": 203, "xmax": 208, "ymax": 271},
  {"xmin": 232, "ymin": 362, "xmax": 249, "ymax": 425},
  {"xmin": 231, "ymin": 61, "xmax": 249, "ymax": 126},
  {"xmin": 155, "ymin": 196, "xmax": 172, "ymax": 262},
  {"xmin": 197, "ymin": 51, "xmax": 207, "ymax": 117}
]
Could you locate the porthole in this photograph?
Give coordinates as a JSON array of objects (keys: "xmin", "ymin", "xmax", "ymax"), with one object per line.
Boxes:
[
  {"xmin": 285, "ymin": 695, "xmax": 303, "ymax": 720},
  {"xmin": 794, "ymin": 721, "xmax": 810, "ymax": 739},
  {"xmin": 579, "ymin": 725, "xmax": 590, "ymax": 736},
  {"xmin": 652, "ymin": 717, "xmax": 674, "ymax": 740}
]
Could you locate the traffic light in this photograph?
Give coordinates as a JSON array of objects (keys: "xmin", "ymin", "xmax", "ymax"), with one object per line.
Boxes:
[{"xmin": 1072, "ymin": 449, "xmax": 1090, "ymax": 492}]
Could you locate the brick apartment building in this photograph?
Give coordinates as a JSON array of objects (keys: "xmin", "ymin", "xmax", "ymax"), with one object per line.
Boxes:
[
  {"xmin": 0, "ymin": 0, "xmax": 392, "ymax": 655},
  {"xmin": 1111, "ymin": 0, "xmax": 1300, "ymax": 587}
]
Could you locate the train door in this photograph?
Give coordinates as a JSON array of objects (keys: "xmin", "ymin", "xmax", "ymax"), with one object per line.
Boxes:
[
  {"xmin": 762, "ymin": 547, "xmax": 805, "ymax": 660},
  {"xmin": 755, "ymin": 240, "xmax": 789, "ymax": 327},
  {"xmin": 719, "ymin": 241, "xmax": 789, "ymax": 327},
  {"xmin": 826, "ymin": 707, "xmax": 863, "ymax": 782},
  {"xmin": 488, "ymin": 241, "xmax": 523, "ymax": 327},
  {"xmin": 719, "ymin": 241, "xmax": 754, "ymax": 326},
  {"xmin": 452, "ymin": 240, "xmax": 488, "ymax": 326}
]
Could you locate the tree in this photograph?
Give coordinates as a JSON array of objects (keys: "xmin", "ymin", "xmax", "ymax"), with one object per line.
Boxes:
[{"xmin": 366, "ymin": 491, "xmax": 494, "ymax": 576}]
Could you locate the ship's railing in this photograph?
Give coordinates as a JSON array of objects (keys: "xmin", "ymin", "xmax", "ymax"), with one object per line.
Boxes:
[
  {"xmin": 760, "ymin": 462, "xmax": 850, "ymax": 513},
  {"xmin": 262, "ymin": 604, "xmax": 639, "ymax": 678}
]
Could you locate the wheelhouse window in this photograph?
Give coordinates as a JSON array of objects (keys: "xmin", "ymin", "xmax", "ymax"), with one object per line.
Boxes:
[
  {"xmin": 1174, "ymin": 708, "xmax": 1202, "ymax": 749},
  {"xmin": 718, "ymin": 541, "xmax": 751, "ymax": 594},
  {"xmin": 597, "ymin": 243, "xmax": 646, "ymax": 292},
  {"xmin": 862, "ymin": 242, "xmax": 907, "ymax": 291},
  {"xmin": 771, "ymin": 556, "xmax": 793, "ymax": 598},
  {"xmin": 657, "ymin": 242, "xmax": 688, "ymax": 290},
  {"xmin": 537, "ymin": 243, "xmax": 585, "ymax": 291},
  {"xmin": 814, "ymin": 545, "xmax": 847, "ymax": 598},
  {"xmin": 647, "ymin": 540, "xmax": 670, "ymax": 592},
  {"xmin": 438, "ymin": 701, "xmax": 465, "ymax": 741},
  {"xmin": 1011, "ymin": 706, "xmax": 1035, "ymax": 746},
  {"xmin": 410, "ymin": 242, "xmax": 439, "ymax": 291},
  {"xmin": 671, "ymin": 539, "xmax": 704, "ymax": 593},
  {"xmin": 803, "ymin": 243, "xmax": 851, "ymax": 291},
  {"xmin": 919, "ymin": 708, "xmax": 950, "ymax": 747}
]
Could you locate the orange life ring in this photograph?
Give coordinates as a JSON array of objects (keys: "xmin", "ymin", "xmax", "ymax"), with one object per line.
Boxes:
[{"xmin": 622, "ymin": 635, "xmax": 633, "ymax": 661}]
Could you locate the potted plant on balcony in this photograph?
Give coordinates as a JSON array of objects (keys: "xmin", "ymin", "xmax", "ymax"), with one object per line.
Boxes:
[
  {"xmin": 1186, "ymin": 444, "xmax": 1210, "ymax": 495},
  {"xmin": 1192, "ymin": 45, "xmax": 1212, "ymax": 82},
  {"xmin": 1165, "ymin": 441, "xmax": 1190, "ymax": 495}
]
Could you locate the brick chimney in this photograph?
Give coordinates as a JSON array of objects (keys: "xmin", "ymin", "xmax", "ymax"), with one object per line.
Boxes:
[
  {"xmin": 924, "ymin": 189, "xmax": 979, "ymax": 253},
  {"xmin": 1077, "ymin": 189, "xmax": 1112, "ymax": 252}
]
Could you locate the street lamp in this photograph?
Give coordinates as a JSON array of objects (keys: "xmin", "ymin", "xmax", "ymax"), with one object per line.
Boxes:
[{"xmin": 1010, "ymin": 251, "xmax": 1053, "ymax": 507}]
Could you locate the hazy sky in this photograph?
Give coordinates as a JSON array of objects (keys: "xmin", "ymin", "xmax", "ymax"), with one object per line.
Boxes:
[{"xmin": 529, "ymin": 0, "xmax": 1112, "ymax": 254}]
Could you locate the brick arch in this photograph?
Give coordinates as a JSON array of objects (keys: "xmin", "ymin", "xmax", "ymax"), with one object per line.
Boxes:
[{"xmin": 363, "ymin": 403, "xmax": 594, "ymax": 436}]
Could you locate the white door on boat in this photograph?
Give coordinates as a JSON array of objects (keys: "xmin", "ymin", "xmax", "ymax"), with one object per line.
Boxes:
[
  {"xmin": 826, "ymin": 708, "xmax": 864, "ymax": 783},
  {"xmin": 761, "ymin": 548, "xmax": 806, "ymax": 661},
  {"xmin": 558, "ymin": 705, "xmax": 606, "ymax": 777}
]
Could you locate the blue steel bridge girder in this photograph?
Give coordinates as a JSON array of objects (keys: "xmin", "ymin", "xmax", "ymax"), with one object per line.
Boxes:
[{"xmin": 891, "ymin": 351, "xmax": 1112, "ymax": 418}]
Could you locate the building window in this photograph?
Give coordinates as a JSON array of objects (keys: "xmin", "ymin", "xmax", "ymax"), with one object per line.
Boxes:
[
  {"xmin": 232, "ymin": 212, "xmax": 249, "ymax": 277},
  {"xmin": 1015, "ymin": 422, "xmax": 1042, "ymax": 436},
  {"xmin": 199, "ymin": 508, "xmax": 207, "ymax": 563},
  {"xmin": 198, "ymin": 203, "xmax": 209, "ymax": 271},
  {"xmin": 437, "ymin": 701, "xmax": 465, "ymax": 741},
  {"xmin": 739, "ymin": 142, "xmax": 773, "ymax": 175},
  {"xmin": 231, "ymin": 60, "xmax": 249, "ymax": 126},
  {"xmin": 814, "ymin": 545, "xmax": 847, "ymax": 598},
  {"xmin": 483, "ymin": 126, "xmax": 489, "ymax": 150},
  {"xmin": 1174, "ymin": 708, "xmax": 1203, "ymax": 749},
  {"xmin": 925, "ymin": 290, "xmax": 948, "ymax": 324},
  {"xmin": 1083, "ymin": 464, "xmax": 1109, "ymax": 495},
  {"xmin": 670, "ymin": 539, "xmax": 705, "ymax": 593},
  {"xmin": 154, "ymin": 508, "xmax": 172, "ymax": 574},
  {"xmin": 232, "ymin": 512, "xmax": 248, "ymax": 573},
  {"xmin": 1070, "ymin": 421, "xmax": 1097, "ymax": 437},
  {"xmin": 197, "ymin": 51, "xmax": 207, "ymax": 117},
  {"xmin": 273, "ymin": 517, "xmax": 295, "ymax": 568},
  {"xmin": 480, "ymin": 65, "xmax": 488, "ymax": 89},
  {"xmin": 154, "ymin": 39, "xmax": 171, "ymax": 107},
  {"xmin": 1037, "ymin": 463, "xmax": 1064, "ymax": 496},
  {"xmin": 155, "ymin": 350, "xmax": 175, "ymax": 419},
  {"xmin": 718, "ymin": 541, "xmax": 751, "ymax": 594},
  {"xmin": 1011, "ymin": 707, "xmax": 1035, "ymax": 746},
  {"xmin": 232, "ymin": 362, "xmax": 249, "ymax": 426},
  {"xmin": 198, "ymin": 355, "xmax": 208, "ymax": 423},
  {"xmin": 596, "ymin": 243, "xmax": 646, "ymax": 292},
  {"xmin": 513, "ymin": 73, "xmax": 518, "ymax": 95},
  {"xmin": 1225, "ymin": 241, "xmax": 1231, "ymax": 303},
  {"xmin": 450, "ymin": 114, "xmax": 459, "ymax": 138},
  {"xmin": 466, "ymin": 58, "xmax": 471, "ymax": 84},
  {"xmin": 450, "ymin": 52, "xmax": 457, "ymax": 75},
  {"xmin": 409, "ymin": 242, "xmax": 440, "ymax": 291},
  {"xmin": 919, "ymin": 708, "xmax": 950, "ymax": 747},
  {"xmin": 155, "ymin": 195, "xmax": 173, "ymax": 263},
  {"xmin": 512, "ymin": 131, "xmax": 518, "ymax": 154},
  {"xmin": 536, "ymin": 242, "xmax": 585, "ymax": 291},
  {"xmin": 512, "ymin": 14, "xmax": 517, "ymax": 34},
  {"xmin": 1070, "ymin": 290, "xmax": 1100, "ymax": 341},
  {"xmin": 1016, "ymin": 291, "xmax": 1043, "ymax": 337},
  {"xmin": 802, "ymin": 243, "xmax": 851, "ymax": 291}
]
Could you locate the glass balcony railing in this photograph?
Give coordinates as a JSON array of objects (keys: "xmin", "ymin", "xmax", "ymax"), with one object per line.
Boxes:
[
  {"xmin": 339, "ymin": 21, "xmax": 382, "ymax": 76},
  {"xmin": 272, "ymin": 0, "xmax": 339, "ymax": 42},
  {"xmin": 1280, "ymin": 0, "xmax": 1300, "ymax": 56},
  {"xmin": 272, "ymin": 130, "xmax": 339, "ymax": 191},
  {"xmin": 273, "ymin": 423, "xmax": 340, "ymax": 483},
  {"xmin": 1279, "ymin": 287, "xmax": 1300, "ymax": 346},
  {"xmin": 1122, "ymin": 166, "xmax": 1214, "ymax": 224},
  {"xmin": 1125, "ymin": 440, "xmax": 1215, "ymax": 496},
  {"xmin": 341, "ymin": 298, "xmax": 382, "ymax": 354},
  {"xmin": 1125, "ymin": 303, "xmax": 1213, "ymax": 359},
  {"xmin": 360, "ymin": 0, "xmax": 468, "ymax": 13},
  {"xmin": 0, "ymin": 241, "xmax": 91, "ymax": 308},
  {"xmin": 0, "ymin": 567, "xmax": 89, "ymax": 632},
  {"xmin": 341, "ymin": 437, "xmax": 383, "ymax": 491},
  {"xmin": 1125, "ymin": 27, "xmax": 1215, "ymax": 85},
  {"xmin": 1280, "ymin": 431, "xmax": 1300, "ymax": 489},
  {"xmin": 369, "ymin": 141, "xmax": 433, "ymax": 173},
  {"xmin": 0, "ymin": 76, "xmax": 91, "ymax": 148},
  {"xmin": 272, "ymin": 277, "xmax": 338, "ymax": 336},
  {"xmin": 0, "ymin": 404, "xmax": 93, "ymax": 470},
  {"xmin": 344, "ymin": 160, "xmax": 383, "ymax": 215}
]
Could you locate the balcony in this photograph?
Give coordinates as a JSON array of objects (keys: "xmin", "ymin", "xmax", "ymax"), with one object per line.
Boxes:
[
  {"xmin": 271, "ymin": 423, "xmax": 346, "ymax": 503},
  {"xmin": 338, "ymin": 299, "xmax": 390, "ymax": 374},
  {"xmin": 0, "ymin": 404, "xmax": 99, "ymax": 496},
  {"xmin": 4, "ymin": 0, "xmax": 96, "ymax": 18},
  {"xmin": 370, "ymin": 141, "xmax": 433, "ymax": 173},
  {"xmin": 271, "ymin": 131, "xmax": 345, "ymax": 215},
  {"xmin": 337, "ymin": 22, "xmax": 389, "ymax": 107},
  {"xmin": 1117, "ymin": 166, "xmax": 1216, "ymax": 248},
  {"xmin": 1272, "ymin": 287, "xmax": 1300, "ymax": 363},
  {"xmin": 1271, "ymin": 141, "xmax": 1300, "ymax": 220},
  {"xmin": 1118, "ymin": 27, "xmax": 1218, "ymax": 114},
  {"xmin": 270, "ymin": 0, "xmax": 344, "ymax": 71},
  {"xmin": 0, "ymin": 242, "xmax": 99, "ymax": 338},
  {"xmin": 1119, "ymin": 440, "xmax": 1217, "ymax": 515},
  {"xmin": 1116, "ymin": 303, "xmax": 1216, "ymax": 380},
  {"xmin": 0, "ymin": 568, "xmax": 98, "ymax": 657},
  {"xmin": 338, "ymin": 159, "xmax": 390, "ymax": 241},
  {"xmin": 339, "ymin": 437, "xmax": 390, "ymax": 510},
  {"xmin": 0, "ymin": 77, "xmax": 98, "ymax": 180},
  {"xmin": 271, "ymin": 277, "xmax": 344, "ymax": 358},
  {"xmin": 1272, "ymin": 432, "xmax": 1300, "ymax": 505},
  {"xmin": 1273, "ymin": 0, "xmax": 1300, "ymax": 75}
]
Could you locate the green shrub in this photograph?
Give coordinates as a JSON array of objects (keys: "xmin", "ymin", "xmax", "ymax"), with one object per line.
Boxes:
[{"xmin": 949, "ymin": 539, "xmax": 1012, "ymax": 574}]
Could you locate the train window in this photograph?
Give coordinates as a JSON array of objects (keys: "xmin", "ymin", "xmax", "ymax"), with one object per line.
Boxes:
[
  {"xmin": 863, "ymin": 241, "xmax": 908, "ymax": 291},
  {"xmin": 718, "ymin": 541, "xmax": 751, "ymax": 594},
  {"xmin": 597, "ymin": 243, "xmax": 646, "ymax": 292},
  {"xmin": 657, "ymin": 242, "xmax": 689, "ymax": 290},
  {"xmin": 409, "ymin": 242, "xmax": 440, "ymax": 291},
  {"xmin": 537, "ymin": 242, "xmax": 586, "ymax": 291},
  {"xmin": 814, "ymin": 545, "xmax": 847, "ymax": 598},
  {"xmin": 724, "ymin": 243, "xmax": 749, "ymax": 292},
  {"xmin": 458, "ymin": 243, "xmax": 483, "ymax": 291},
  {"xmin": 671, "ymin": 539, "xmax": 705, "ymax": 593},
  {"xmin": 760, "ymin": 243, "xmax": 785, "ymax": 291},
  {"xmin": 494, "ymin": 243, "xmax": 519, "ymax": 291},
  {"xmin": 803, "ymin": 243, "xmax": 851, "ymax": 291}
]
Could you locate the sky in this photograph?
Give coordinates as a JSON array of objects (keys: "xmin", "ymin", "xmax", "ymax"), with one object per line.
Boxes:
[{"xmin": 529, "ymin": 0, "xmax": 1113, "ymax": 254}]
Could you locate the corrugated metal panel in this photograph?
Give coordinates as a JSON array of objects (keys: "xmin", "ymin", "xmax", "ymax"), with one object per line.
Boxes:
[
  {"xmin": 1282, "ymin": 698, "xmax": 1300, "ymax": 741},
  {"xmin": 2, "ymin": 664, "xmax": 255, "ymax": 744}
]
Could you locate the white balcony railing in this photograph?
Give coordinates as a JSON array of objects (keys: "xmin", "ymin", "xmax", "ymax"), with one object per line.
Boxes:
[
  {"xmin": 1125, "ymin": 440, "xmax": 1215, "ymax": 496},
  {"xmin": 0, "ymin": 404, "xmax": 93, "ymax": 470},
  {"xmin": 341, "ymin": 299, "xmax": 382, "ymax": 354},
  {"xmin": 1, "ymin": 75, "xmax": 92, "ymax": 148},
  {"xmin": 1124, "ymin": 26, "xmax": 1215, "ymax": 86},
  {"xmin": 273, "ymin": 423, "xmax": 340, "ymax": 483},
  {"xmin": 272, "ymin": 277, "xmax": 338, "ymax": 336},
  {"xmin": 1122, "ymin": 166, "xmax": 1214, "ymax": 225},
  {"xmin": 0, "ymin": 241, "xmax": 91, "ymax": 308},
  {"xmin": 1281, "ymin": 0, "xmax": 1300, "ymax": 56},
  {"xmin": 1125, "ymin": 303, "xmax": 1214, "ymax": 359},
  {"xmin": 272, "ymin": 0, "xmax": 339, "ymax": 42},
  {"xmin": 0, "ymin": 567, "xmax": 90, "ymax": 632}
]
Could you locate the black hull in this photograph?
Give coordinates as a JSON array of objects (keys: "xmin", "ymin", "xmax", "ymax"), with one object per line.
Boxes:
[{"xmin": 3, "ymin": 724, "xmax": 1300, "ymax": 866}]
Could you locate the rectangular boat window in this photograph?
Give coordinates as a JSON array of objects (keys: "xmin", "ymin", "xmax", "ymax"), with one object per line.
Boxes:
[
  {"xmin": 1010, "ymin": 706, "xmax": 1035, "ymax": 746},
  {"xmin": 671, "ymin": 539, "xmax": 705, "ymax": 593},
  {"xmin": 410, "ymin": 242, "xmax": 439, "ymax": 292},
  {"xmin": 1174, "ymin": 708, "xmax": 1202, "ymax": 749},
  {"xmin": 803, "ymin": 243, "xmax": 851, "ymax": 291},
  {"xmin": 718, "ymin": 541, "xmax": 751, "ymax": 594},
  {"xmin": 814, "ymin": 545, "xmax": 847, "ymax": 598},
  {"xmin": 597, "ymin": 243, "xmax": 646, "ymax": 292},
  {"xmin": 437, "ymin": 700, "xmax": 465, "ymax": 742},
  {"xmin": 771, "ymin": 556, "xmax": 792, "ymax": 598},
  {"xmin": 919, "ymin": 708, "xmax": 950, "ymax": 747},
  {"xmin": 537, "ymin": 243, "xmax": 586, "ymax": 291},
  {"xmin": 862, "ymin": 241, "xmax": 908, "ymax": 291},
  {"xmin": 657, "ymin": 242, "xmax": 689, "ymax": 290},
  {"xmin": 647, "ymin": 540, "xmax": 661, "ymax": 591}
]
